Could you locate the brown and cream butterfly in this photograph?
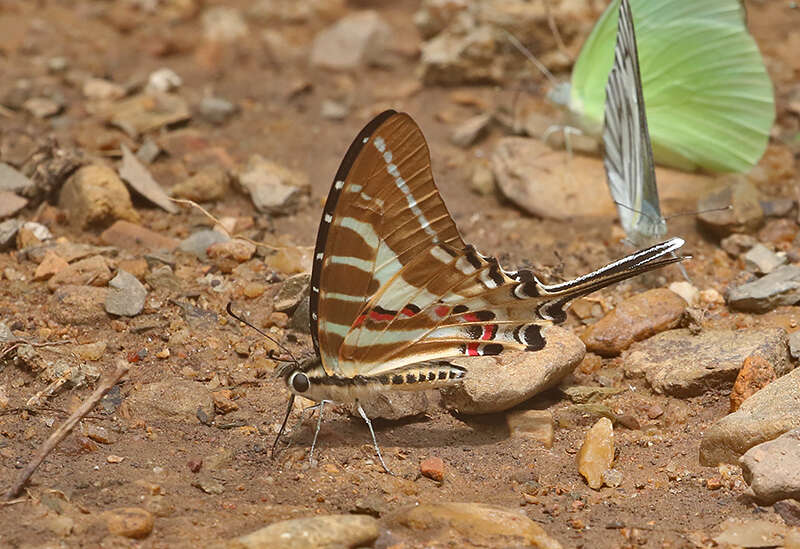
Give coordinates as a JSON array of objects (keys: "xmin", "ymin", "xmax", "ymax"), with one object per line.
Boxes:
[{"xmin": 265, "ymin": 110, "xmax": 684, "ymax": 473}]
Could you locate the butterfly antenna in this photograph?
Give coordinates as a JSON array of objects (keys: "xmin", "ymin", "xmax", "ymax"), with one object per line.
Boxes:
[
  {"xmin": 503, "ymin": 29, "xmax": 559, "ymax": 88},
  {"xmin": 613, "ymin": 201, "xmax": 663, "ymax": 225},
  {"xmin": 225, "ymin": 302, "xmax": 299, "ymax": 365},
  {"xmin": 664, "ymin": 205, "xmax": 732, "ymax": 221}
]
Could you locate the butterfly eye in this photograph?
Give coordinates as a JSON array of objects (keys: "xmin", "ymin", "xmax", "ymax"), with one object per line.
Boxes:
[{"xmin": 291, "ymin": 372, "xmax": 310, "ymax": 393}]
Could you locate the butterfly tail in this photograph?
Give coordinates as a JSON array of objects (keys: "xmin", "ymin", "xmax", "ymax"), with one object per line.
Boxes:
[{"xmin": 534, "ymin": 237, "xmax": 685, "ymax": 321}]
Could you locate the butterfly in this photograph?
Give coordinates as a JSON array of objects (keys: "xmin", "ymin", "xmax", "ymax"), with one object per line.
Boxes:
[
  {"xmin": 550, "ymin": 0, "xmax": 774, "ymax": 174},
  {"xmin": 602, "ymin": 0, "xmax": 664, "ymax": 248},
  {"xmin": 266, "ymin": 110, "xmax": 684, "ymax": 474}
]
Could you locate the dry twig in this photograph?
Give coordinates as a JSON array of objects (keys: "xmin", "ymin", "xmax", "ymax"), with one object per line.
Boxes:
[{"xmin": 2, "ymin": 360, "xmax": 129, "ymax": 500}]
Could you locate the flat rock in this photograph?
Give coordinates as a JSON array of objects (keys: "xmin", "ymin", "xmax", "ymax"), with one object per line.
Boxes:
[
  {"xmin": 100, "ymin": 220, "xmax": 180, "ymax": 252},
  {"xmin": 238, "ymin": 155, "xmax": 309, "ymax": 215},
  {"xmin": 0, "ymin": 218, "xmax": 22, "ymax": 249},
  {"xmin": 179, "ymin": 229, "xmax": 230, "ymax": 260},
  {"xmin": 50, "ymin": 285, "xmax": 109, "ymax": 325},
  {"xmin": 577, "ymin": 417, "xmax": 614, "ymax": 490},
  {"xmin": 700, "ymin": 366, "xmax": 800, "ymax": 466},
  {"xmin": 697, "ymin": 177, "xmax": 764, "ymax": 237},
  {"xmin": 441, "ymin": 326, "xmax": 585, "ymax": 414},
  {"xmin": 420, "ymin": 25, "xmax": 504, "ymax": 85},
  {"xmin": 274, "ymin": 273, "xmax": 311, "ymax": 312},
  {"xmin": 0, "ymin": 191, "xmax": 27, "ymax": 219},
  {"xmin": 127, "ymin": 380, "xmax": 214, "ymax": 423},
  {"xmin": 721, "ymin": 233, "xmax": 758, "ymax": 257},
  {"xmin": 744, "ymin": 243, "xmax": 786, "ymax": 275},
  {"xmin": 727, "ymin": 265, "xmax": 800, "ymax": 313},
  {"xmin": 105, "ymin": 270, "xmax": 147, "ymax": 317},
  {"xmin": 108, "ymin": 93, "xmax": 191, "ymax": 139},
  {"xmin": 623, "ymin": 328, "xmax": 790, "ymax": 397},
  {"xmin": 740, "ymin": 428, "xmax": 800, "ymax": 504},
  {"xmin": 119, "ymin": 144, "xmax": 177, "ymax": 214},
  {"xmin": 491, "ymin": 138, "xmax": 717, "ymax": 220},
  {"xmin": 0, "ymin": 162, "xmax": 34, "ymax": 194},
  {"xmin": 310, "ymin": 10, "xmax": 391, "ymax": 71},
  {"xmin": 383, "ymin": 502, "xmax": 563, "ymax": 549},
  {"xmin": 33, "ymin": 251, "xmax": 69, "ymax": 280},
  {"xmin": 59, "ymin": 164, "xmax": 140, "ymax": 229},
  {"xmin": 228, "ymin": 514, "xmax": 379, "ymax": 549},
  {"xmin": 581, "ymin": 289, "xmax": 686, "ymax": 357},
  {"xmin": 506, "ymin": 409, "xmax": 554, "ymax": 448},
  {"xmin": 713, "ymin": 519, "xmax": 787, "ymax": 548},
  {"xmin": 47, "ymin": 255, "xmax": 112, "ymax": 291},
  {"xmin": 450, "ymin": 113, "xmax": 492, "ymax": 148},
  {"xmin": 171, "ymin": 166, "xmax": 230, "ymax": 202}
]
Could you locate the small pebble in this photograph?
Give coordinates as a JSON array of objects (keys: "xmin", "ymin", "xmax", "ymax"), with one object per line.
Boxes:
[
  {"xmin": 104, "ymin": 507, "xmax": 154, "ymax": 539},
  {"xmin": 420, "ymin": 456, "xmax": 445, "ymax": 482}
]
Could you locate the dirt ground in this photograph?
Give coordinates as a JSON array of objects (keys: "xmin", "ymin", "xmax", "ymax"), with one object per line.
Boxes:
[{"xmin": 1, "ymin": 1, "xmax": 799, "ymax": 548}]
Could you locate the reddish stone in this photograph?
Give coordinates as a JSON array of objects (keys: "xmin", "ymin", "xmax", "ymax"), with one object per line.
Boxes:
[
  {"xmin": 100, "ymin": 220, "xmax": 179, "ymax": 252},
  {"xmin": 420, "ymin": 456, "xmax": 445, "ymax": 482},
  {"xmin": 730, "ymin": 355, "xmax": 776, "ymax": 412}
]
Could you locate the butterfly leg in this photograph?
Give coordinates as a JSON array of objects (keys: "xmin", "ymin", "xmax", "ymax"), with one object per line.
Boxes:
[
  {"xmin": 356, "ymin": 401, "xmax": 392, "ymax": 475},
  {"xmin": 307, "ymin": 400, "xmax": 331, "ymax": 466}
]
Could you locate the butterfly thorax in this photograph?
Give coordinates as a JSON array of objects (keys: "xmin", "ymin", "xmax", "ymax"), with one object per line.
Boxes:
[{"xmin": 284, "ymin": 356, "xmax": 467, "ymax": 405}]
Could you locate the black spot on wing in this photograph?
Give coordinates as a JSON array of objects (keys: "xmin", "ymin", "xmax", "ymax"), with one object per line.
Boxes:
[
  {"xmin": 488, "ymin": 260, "xmax": 504, "ymax": 286},
  {"xmin": 474, "ymin": 310, "xmax": 495, "ymax": 321},
  {"xmin": 523, "ymin": 325, "xmax": 546, "ymax": 351},
  {"xmin": 465, "ymin": 325, "xmax": 482, "ymax": 339},
  {"xmin": 453, "ymin": 304, "xmax": 468, "ymax": 314},
  {"xmin": 464, "ymin": 245, "xmax": 482, "ymax": 269},
  {"xmin": 482, "ymin": 343, "xmax": 503, "ymax": 356}
]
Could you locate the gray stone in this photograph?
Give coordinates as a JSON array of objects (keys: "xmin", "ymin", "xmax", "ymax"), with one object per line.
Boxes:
[
  {"xmin": 0, "ymin": 191, "xmax": 27, "ymax": 219},
  {"xmin": 179, "ymin": 230, "xmax": 230, "ymax": 260},
  {"xmin": 199, "ymin": 96, "xmax": 238, "ymax": 125},
  {"xmin": 441, "ymin": 326, "xmax": 585, "ymax": 414},
  {"xmin": 229, "ymin": 514, "xmax": 379, "ymax": 549},
  {"xmin": 0, "ymin": 218, "xmax": 21, "ymax": 249},
  {"xmin": 624, "ymin": 328, "xmax": 790, "ymax": 397},
  {"xmin": 136, "ymin": 139, "xmax": 161, "ymax": 164},
  {"xmin": 740, "ymin": 428, "xmax": 800, "ymax": 504},
  {"xmin": 721, "ymin": 233, "xmax": 758, "ymax": 257},
  {"xmin": 727, "ymin": 265, "xmax": 800, "ymax": 313},
  {"xmin": 420, "ymin": 25, "xmax": 504, "ymax": 85},
  {"xmin": 790, "ymin": 331, "xmax": 800, "ymax": 361},
  {"xmin": 697, "ymin": 177, "xmax": 763, "ymax": 237},
  {"xmin": 105, "ymin": 270, "xmax": 147, "ymax": 317},
  {"xmin": 0, "ymin": 321, "xmax": 14, "ymax": 343},
  {"xmin": 743, "ymin": 244, "xmax": 786, "ymax": 275},
  {"xmin": 700, "ymin": 366, "xmax": 800, "ymax": 466},
  {"xmin": 0, "ymin": 163, "xmax": 33, "ymax": 194},
  {"xmin": 310, "ymin": 11, "xmax": 391, "ymax": 71},
  {"xmin": 289, "ymin": 296, "xmax": 311, "ymax": 334},
  {"xmin": 761, "ymin": 197, "xmax": 795, "ymax": 218},
  {"xmin": 450, "ymin": 113, "xmax": 492, "ymax": 148},
  {"xmin": 274, "ymin": 273, "xmax": 311, "ymax": 312},
  {"xmin": 119, "ymin": 144, "xmax": 178, "ymax": 214},
  {"xmin": 238, "ymin": 155, "xmax": 309, "ymax": 215},
  {"xmin": 127, "ymin": 380, "xmax": 214, "ymax": 423}
]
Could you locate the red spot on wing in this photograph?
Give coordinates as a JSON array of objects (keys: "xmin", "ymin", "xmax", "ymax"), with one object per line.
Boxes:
[
  {"xmin": 463, "ymin": 313, "xmax": 479, "ymax": 323},
  {"xmin": 401, "ymin": 307, "xmax": 416, "ymax": 317},
  {"xmin": 435, "ymin": 305, "xmax": 450, "ymax": 317},
  {"xmin": 368, "ymin": 310, "xmax": 395, "ymax": 322},
  {"xmin": 353, "ymin": 314, "xmax": 366, "ymax": 328},
  {"xmin": 481, "ymin": 324, "xmax": 497, "ymax": 341},
  {"xmin": 466, "ymin": 342, "xmax": 480, "ymax": 356}
]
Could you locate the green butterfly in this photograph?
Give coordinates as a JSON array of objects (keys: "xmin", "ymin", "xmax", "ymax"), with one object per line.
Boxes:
[{"xmin": 550, "ymin": 0, "xmax": 775, "ymax": 173}]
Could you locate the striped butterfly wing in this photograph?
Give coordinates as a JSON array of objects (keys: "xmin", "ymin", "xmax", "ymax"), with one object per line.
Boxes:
[
  {"xmin": 602, "ymin": 0, "xmax": 665, "ymax": 247},
  {"xmin": 310, "ymin": 111, "xmax": 464, "ymax": 376}
]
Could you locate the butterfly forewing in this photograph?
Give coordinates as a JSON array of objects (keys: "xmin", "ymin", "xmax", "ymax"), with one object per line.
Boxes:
[
  {"xmin": 602, "ymin": 0, "xmax": 664, "ymax": 247},
  {"xmin": 311, "ymin": 111, "xmax": 464, "ymax": 376}
]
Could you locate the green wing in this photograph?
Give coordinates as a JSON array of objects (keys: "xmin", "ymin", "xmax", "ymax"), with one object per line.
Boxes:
[{"xmin": 569, "ymin": 0, "xmax": 774, "ymax": 173}]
